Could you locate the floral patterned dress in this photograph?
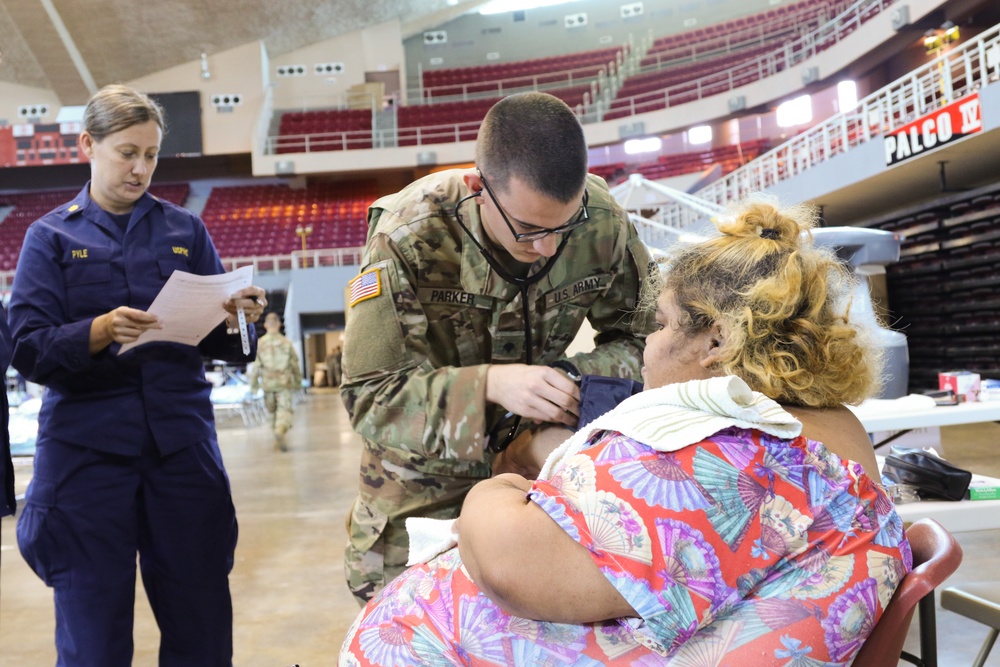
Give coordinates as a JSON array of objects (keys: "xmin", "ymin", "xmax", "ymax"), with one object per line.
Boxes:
[{"xmin": 340, "ymin": 426, "xmax": 912, "ymax": 666}]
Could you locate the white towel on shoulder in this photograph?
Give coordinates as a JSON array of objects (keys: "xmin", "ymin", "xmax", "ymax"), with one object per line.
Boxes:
[{"xmin": 539, "ymin": 375, "xmax": 802, "ymax": 478}]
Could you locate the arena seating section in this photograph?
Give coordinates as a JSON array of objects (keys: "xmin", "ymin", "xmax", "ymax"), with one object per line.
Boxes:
[
  {"xmin": 603, "ymin": 0, "xmax": 855, "ymax": 120},
  {"xmin": 870, "ymin": 187, "xmax": 1000, "ymax": 389},
  {"xmin": 639, "ymin": 0, "xmax": 850, "ymax": 69},
  {"xmin": 273, "ymin": 0, "xmax": 857, "ymax": 151},
  {"xmin": 0, "ymin": 181, "xmax": 377, "ymax": 270},
  {"xmin": 591, "ymin": 139, "xmax": 772, "ymax": 185},
  {"xmin": 396, "ymin": 98, "xmax": 498, "ymax": 146},
  {"xmin": 0, "ymin": 184, "xmax": 190, "ymax": 271},
  {"xmin": 0, "ymin": 138, "xmax": 775, "ymax": 270},
  {"xmin": 199, "ymin": 181, "xmax": 377, "ymax": 258},
  {"xmin": 274, "ymin": 109, "xmax": 373, "ymax": 153},
  {"xmin": 603, "ymin": 44, "xmax": 779, "ymax": 120},
  {"xmin": 419, "ymin": 46, "xmax": 624, "ymax": 101}
]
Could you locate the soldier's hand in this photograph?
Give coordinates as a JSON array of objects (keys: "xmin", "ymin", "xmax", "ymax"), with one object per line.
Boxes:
[
  {"xmin": 486, "ymin": 364, "xmax": 580, "ymax": 426},
  {"xmin": 492, "ymin": 425, "xmax": 574, "ymax": 479}
]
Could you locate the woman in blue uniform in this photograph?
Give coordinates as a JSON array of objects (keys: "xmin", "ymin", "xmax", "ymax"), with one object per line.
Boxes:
[
  {"xmin": 8, "ymin": 84, "xmax": 266, "ymax": 666},
  {"xmin": 1, "ymin": 304, "xmax": 13, "ymax": 518}
]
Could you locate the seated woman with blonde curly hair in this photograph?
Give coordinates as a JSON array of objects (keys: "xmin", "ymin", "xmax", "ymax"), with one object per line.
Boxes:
[{"xmin": 339, "ymin": 197, "xmax": 912, "ymax": 667}]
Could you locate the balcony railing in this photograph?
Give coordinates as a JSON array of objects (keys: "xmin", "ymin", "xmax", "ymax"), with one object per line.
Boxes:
[
  {"xmin": 263, "ymin": 0, "xmax": 896, "ymax": 154},
  {"xmin": 218, "ymin": 247, "xmax": 365, "ymax": 273},
  {"xmin": 674, "ymin": 20, "xmax": 1000, "ymax": 228}
]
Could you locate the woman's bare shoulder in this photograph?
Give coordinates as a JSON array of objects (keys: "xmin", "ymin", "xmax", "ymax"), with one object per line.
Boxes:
[{"xmin": 784, "ymin": 404, "xmax": 880, "ymax": 480}]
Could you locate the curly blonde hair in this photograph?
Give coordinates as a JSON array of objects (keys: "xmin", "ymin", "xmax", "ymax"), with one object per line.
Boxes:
[{"xmin": 661, "ymin": 196, "xmax": 883, "ymax": 407}]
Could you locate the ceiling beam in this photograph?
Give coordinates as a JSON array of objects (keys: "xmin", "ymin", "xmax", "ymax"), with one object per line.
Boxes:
[
  {"xmin": 5, "ymin": 0, "xmax": 96, "ymax": 104},
  {"xmin": 401, "ymin": 0, "xmax": 490, "ymax": 40}
]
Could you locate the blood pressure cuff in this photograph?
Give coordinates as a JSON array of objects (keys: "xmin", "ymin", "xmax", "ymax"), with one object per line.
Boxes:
[
  {"xmin": 577, "ymin": 375, "xmax": 643, "ymax": 429},
  {"xmin": 882, "ymin": 447, "xmax": 972, "ymax": 501}
]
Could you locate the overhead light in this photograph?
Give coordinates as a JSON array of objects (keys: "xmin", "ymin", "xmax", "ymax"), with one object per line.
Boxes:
[
  {"xmin": 776, "ymin": 95, "xmax": 812, "ymax": 127},
  {"xmin": 624, "ymin": 137, "xmax": 662, "ymax": 154},
  {"xmin": 479, "ymin": 0, "xmax": 582, "ymax": 15},
  {"xmin": 943, "ymin": 21, "xmax": 960, "ymax": 43},
  {"xmin": 687, "ymin": 125, "xmax": 712, "ymax": 145},
  {"xmin": 837, "ymin": 80, "xmax": 858, "ymax": 111},
  {"xmin": 924, "ymin": 22, "xmax": 960, "ymax": 55}
]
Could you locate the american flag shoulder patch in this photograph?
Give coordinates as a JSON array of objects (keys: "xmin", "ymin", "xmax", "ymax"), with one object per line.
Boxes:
[{"xmin": 349, "ymin": 269, "xmax": 382, "ymax": 307}]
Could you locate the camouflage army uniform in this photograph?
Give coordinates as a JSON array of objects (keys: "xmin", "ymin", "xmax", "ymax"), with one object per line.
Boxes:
[
  {"xmin": 248, "ymin": 331, "xmax": 302, "ymax": 442},
  {"xmin": 340, "ymin": 169, "xmax": 655, "ymax": 604}
]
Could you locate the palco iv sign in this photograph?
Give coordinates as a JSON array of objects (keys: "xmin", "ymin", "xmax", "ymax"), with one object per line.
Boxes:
[{"xmin": 884, "ymin": 93, "xmax": 982, "ymax": 166}]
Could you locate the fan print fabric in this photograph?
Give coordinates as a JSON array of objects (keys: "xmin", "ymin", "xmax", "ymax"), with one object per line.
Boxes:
[{"xmin": 339, "ymin": 426, "xmax": 910, "ymax": 666}]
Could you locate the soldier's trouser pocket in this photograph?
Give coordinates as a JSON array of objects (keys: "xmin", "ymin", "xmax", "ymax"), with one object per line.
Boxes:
[{"xmin": 344, "ymin": 497, "xmax": 390, "ymax": 605}]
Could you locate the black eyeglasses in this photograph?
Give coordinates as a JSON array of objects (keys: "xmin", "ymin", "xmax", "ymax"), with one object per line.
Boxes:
[{"xmin": 479, "ymin": 172, "xmax": 589, "ymax": 243}]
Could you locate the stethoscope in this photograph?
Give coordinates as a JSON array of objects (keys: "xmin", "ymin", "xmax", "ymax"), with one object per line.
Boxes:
[
  {"xmin": 451, "ymin": 189, "xmax": 573, "ymax": 367},
  {"xmin": 451, "ymin": 189, "xmax": 574, "ymax": 451}
]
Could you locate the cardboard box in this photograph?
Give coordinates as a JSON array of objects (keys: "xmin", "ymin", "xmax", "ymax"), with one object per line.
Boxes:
[
  {"xmin": 347, "ymin": 82, "xmax": 384, "ymax": 110},
  {"xmin": 939, "ymin": 371, "xmax": 981, "ymax": 402}
]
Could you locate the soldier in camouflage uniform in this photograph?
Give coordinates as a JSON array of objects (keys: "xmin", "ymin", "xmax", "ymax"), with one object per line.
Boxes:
[
  {"xmin": 249, "ymin": 312, "xmax": 302, "ymax": 451},
  {"xmin": 340, "ymin": 92, "xmax": 656, "ymax": 604}
]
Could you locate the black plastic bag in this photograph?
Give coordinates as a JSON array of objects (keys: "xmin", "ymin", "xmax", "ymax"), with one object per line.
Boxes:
[{"xmin": 882, "ymin": 448, "xmax": 972, "ymax": 501}]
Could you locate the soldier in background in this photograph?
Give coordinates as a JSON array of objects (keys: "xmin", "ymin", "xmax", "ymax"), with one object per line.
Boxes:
[
  {"xmin": 340, "ymin": 92, "xmax": 656, "ymax": 604},
  {"xmin": 325, "ymin": 342, "xmax": 342, "ymax": 387},
  {"xmin": 249, "ymin": 312, "xmax": 302, "ymax": 451}
]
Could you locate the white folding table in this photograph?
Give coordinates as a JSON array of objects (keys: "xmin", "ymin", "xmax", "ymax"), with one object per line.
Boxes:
[
  {"xmin": 848, "ymin": 399, "xmax": 1000, "ymax": 533},
  {"xmin": 851, "ymin": 400, "xmax": 1000, "ymax": 435}
]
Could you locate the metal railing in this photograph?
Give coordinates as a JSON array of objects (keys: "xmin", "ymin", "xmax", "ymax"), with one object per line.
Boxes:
[
  {"xmin": 629, "ymin": 213, "xmax": 713, "ymax": 253},
  {"xmin": 413, "ymin": 62, "xmax": 609, "ymax": 105},
  {"xmin": 262, "ymin": 0, "xmax": 895, "ymax": 153},
  {"xmin": 265, "ymin": 131, "xmax": 376, "ymax": 154},
  {"xmin": 586, "ymin": 0, "xmax": 895, "ymax": 122},
  {"xmin": 264, "ymin": 119, "xmax": 484, "ymax": 154},
  {"xmin": 218, "ymin": 247, "xmax": 364, "ymax": 273},
  {"xmin": 637, "ymin": 27, "xmax": 798, "ymax": 72},
  {"xmin": 412, "ymin": 45, "xmax": 628, "ymax": 104},
  {"xmin": 679, "ymin": 20, "xmax": 1000, "ymax": 225},
  {"xmin": 633, "ymin": 0, "xmax": 854, "ymax": 73},
  {"xmin": 0, "ymin": 250, "xmax": 365, "ymax": 292}
]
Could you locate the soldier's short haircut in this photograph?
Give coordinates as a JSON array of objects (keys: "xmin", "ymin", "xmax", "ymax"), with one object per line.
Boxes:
[{"xmin": 475, "ymin": 92, "xmax": 588, "ymax": 204}]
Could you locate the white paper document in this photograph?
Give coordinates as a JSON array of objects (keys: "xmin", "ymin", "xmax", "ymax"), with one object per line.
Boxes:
[{"xmin": 118, "ymin": 265, "xmax": 254, "ymax": 355}]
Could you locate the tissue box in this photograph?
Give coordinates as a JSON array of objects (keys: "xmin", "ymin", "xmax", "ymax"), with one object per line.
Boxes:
[
  {"xmin": 981, "ymin": 379, "xmax": 1000, "ymax": 402},
  {"xmin": 939, "ymin": 371, "xmax": 981, "ymax": 403}
]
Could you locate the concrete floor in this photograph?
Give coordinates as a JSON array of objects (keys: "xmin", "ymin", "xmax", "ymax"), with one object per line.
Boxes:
[
  {"xmin": 1, "ymin": 390, "xmax": 999, "ymax": 665},
  {"xmin": 1, "ymin": 389, "xmax": 362, "ymax": 666}
]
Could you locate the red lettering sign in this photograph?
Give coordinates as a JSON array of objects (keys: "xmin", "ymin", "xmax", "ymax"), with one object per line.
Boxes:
[{"xmin": 884, "ymin": 93, "xmax": 982, "ymax": 166}]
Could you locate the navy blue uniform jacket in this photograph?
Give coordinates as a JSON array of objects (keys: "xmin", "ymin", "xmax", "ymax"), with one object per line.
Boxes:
[
  {"xmin": 9, "ymin": 184, "xmax": 256, "ymax": 457},
  {"xmin": 1, "ymin": 305, "xmax": 13, "ymax": 515}
]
